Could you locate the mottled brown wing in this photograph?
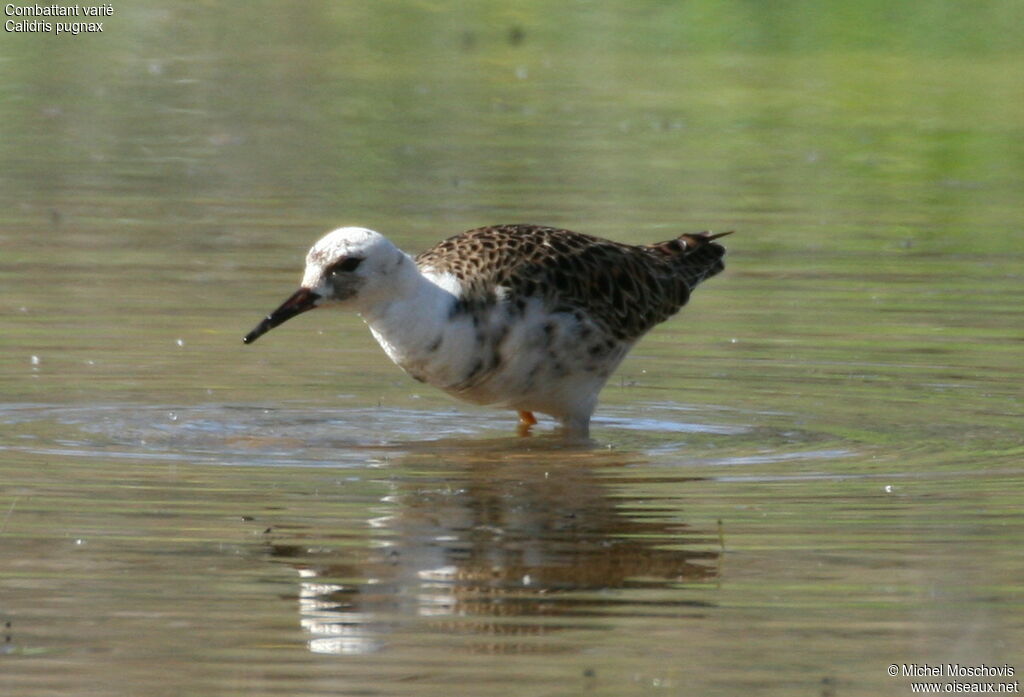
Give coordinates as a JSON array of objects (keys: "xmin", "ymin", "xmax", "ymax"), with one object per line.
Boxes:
[{"xmin": 415, "ymin": 224, "xmax": 727, "ymax": 341}]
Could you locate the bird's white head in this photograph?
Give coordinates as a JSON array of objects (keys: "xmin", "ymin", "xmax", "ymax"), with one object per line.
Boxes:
[
  {"xmin": 243, "ymin": 226, "xmax": 413, "ymax": 344},
  {"xmin": 302, "ymin": 227, "xmax": 411, "ymax": 305}
]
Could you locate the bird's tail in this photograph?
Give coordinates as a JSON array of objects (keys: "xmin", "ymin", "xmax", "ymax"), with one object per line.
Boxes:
[{"xmin": 646, "ymin": 230, "xmax": 732, "ymax": 290}]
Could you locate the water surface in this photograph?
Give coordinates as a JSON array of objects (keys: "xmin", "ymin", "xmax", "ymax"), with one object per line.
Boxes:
[{"xmin": 1, "ymin": 2, "xmax": 1022, "ymax": 695}]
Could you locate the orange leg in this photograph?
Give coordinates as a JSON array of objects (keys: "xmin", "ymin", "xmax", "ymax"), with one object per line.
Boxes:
[
  {"xmin": 516, "ymin": 410, "xmax": 537, "ymax": 436},
  {"xmin": 518, "ymin": 410, "xmax": 537, "ymax": 426}
]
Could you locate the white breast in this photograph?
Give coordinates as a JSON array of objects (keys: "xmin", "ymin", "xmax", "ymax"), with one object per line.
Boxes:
[{"xmin": 360, "ymin": 266, "xmax": 626, "ymax": 425}]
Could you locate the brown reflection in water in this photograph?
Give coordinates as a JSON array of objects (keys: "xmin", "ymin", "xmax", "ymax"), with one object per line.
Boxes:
[{"xmin": 266, "ymin": 441, "xmax": 720, "ymax": 655}]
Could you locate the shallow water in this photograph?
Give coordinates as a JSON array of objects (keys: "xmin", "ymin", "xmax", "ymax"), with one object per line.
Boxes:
[{"xmin": 2, "ymin": 1, "xmax": 1023, "ymax": 695}]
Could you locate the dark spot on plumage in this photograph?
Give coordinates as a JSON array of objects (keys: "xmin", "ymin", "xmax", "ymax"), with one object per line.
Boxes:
[
  {"xmin": 467, "ymin": 358, "xmax": 484, "ymax": 379},
  {"xmin": 448, "ymin": 298, "xmax": 477, "ymax": 320},
  {"xmin": 427, "ymin": 335, "xmax": 442, "ymax": 353}
]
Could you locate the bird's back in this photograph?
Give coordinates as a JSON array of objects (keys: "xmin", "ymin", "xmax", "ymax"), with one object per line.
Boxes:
[{"xmin": 415, "ymin": 224, "xmax": 729, "ymax": 341}]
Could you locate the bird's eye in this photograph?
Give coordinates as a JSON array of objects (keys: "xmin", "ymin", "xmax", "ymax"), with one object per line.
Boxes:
[{"xmin": 329, "ymin": 257, "xmax": 363, "ymax": 274}]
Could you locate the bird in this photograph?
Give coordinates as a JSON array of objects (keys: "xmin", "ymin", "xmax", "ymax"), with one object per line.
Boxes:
[{"xmin": 243, "ymin": 224, "xmax": 730, "ymax": 437}]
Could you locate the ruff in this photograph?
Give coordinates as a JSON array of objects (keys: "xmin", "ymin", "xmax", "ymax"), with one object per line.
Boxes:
[{"xmin": 244, "ymin": 224, "xmax": 730, "ymax": 436}]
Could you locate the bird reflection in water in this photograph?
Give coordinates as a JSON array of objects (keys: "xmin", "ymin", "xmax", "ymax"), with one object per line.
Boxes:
[{"xmin": 263, "ymin": 440, "xmax": 721, "ymax": 655}]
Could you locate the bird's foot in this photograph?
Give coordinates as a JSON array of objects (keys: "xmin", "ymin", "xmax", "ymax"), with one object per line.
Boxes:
[{"xmin": 516, "ymin": 410, "xmax": 537, "ymax": 436}]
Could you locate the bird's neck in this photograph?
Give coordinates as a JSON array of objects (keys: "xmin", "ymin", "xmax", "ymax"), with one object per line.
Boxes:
[{"xmin": 359, "ymin": 265, "xmax": 464, "ymax": 373}]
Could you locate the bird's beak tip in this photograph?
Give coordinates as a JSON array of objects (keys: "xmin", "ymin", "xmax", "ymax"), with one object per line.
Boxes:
[{"xmin": 242, "ymin": 287, "xmax": 321, "ymax": 345}]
